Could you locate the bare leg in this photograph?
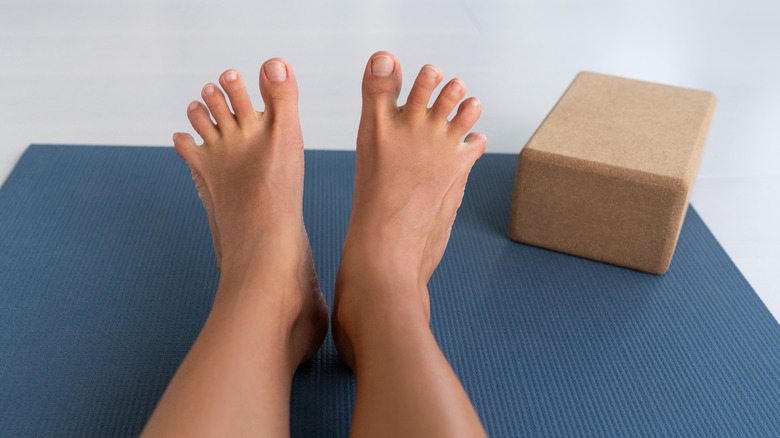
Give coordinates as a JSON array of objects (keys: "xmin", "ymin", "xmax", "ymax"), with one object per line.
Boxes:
[
  {"xmin": 142, "ymin": 59, "xmax": 328, "ymax": 437},
  {"xmin": 333, "ymin": 52, "xmax": 488, "ymax": 437}
]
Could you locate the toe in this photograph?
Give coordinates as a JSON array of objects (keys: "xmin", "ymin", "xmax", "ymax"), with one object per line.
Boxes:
[
  {"xmin": 361, "ymin": 51, "xmax": 403, "ymax": 116},
  {"xmin": 258, "ymin": 58, "xmax": 299, "ymax": 121},
  {"xmin": 462, "ymin": 131, "xmax": 487, "ymax": 163},
  {"xmin": 186, "ymin": 101, "xmax": 219, "ymax": 144},
  {"xmin": 202, "ymin": 83, "xmax": 237, "ymax": 130},
  {"xmin": 403, "ymin": 64, "xmax": 442, "ymax": 118},
  {"xmin": 448, "ymin": 97, "xmax": 482, "ymax": 138},
  {"xmin": 218, "ymin": 69, "xmax": 257, "ymax": 128},
  {"xmin": 430, "ymin": 78, "xmax": 467, "ymax": 122},
  {"xmin": 173, "ymin": 132, "xmax": 202, "ymax": 166}
]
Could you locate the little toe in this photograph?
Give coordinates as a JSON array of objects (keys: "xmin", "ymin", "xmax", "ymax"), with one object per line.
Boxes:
[
  {"xmin": 403, "ymin": 64, "xmax": 443, "ymax": 118},
  {"xmin": 172, "ymin": 132, "xmax": 202, "ymax": 166},
  {"xmin": 430, "ymin": 78, "xmax": 467, "ymax": 122},
  {"xmin": 462, "ymin": 131, "xmax": 487, "ymax": 162},
  {"xmin": 218, "ymin": 69, "xmax": 257, "ymax": 127},
  {"xmin": 361, "ymin": 51, "xmax": 403, "ymax": 115},
  {"xmin": 186, "ymin": 101, "xmax": 219, "ymax": 144},
  {"xmin": 448, "ymin": 97, "xmax": 482, "ymax": 138},
  {"xmin": 202, "ymin": 83, "xmax": 237, "ymax": 130},
  {"xmin": 258, "ymin": 58, "xmax": 299, "ymax": 121}
]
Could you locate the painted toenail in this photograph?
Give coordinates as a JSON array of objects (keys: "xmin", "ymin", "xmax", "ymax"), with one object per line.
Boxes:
[
  {"xmin": 265, "ymin": 61, "xmax": 287, "ymax": 82},
  {"xmin": 371, "ymin": 55, "xmax": 394, "ymax": 77},
  {"xmin": 203, "ymin": 84, "xmax": 215, "ymax": 96},
  {"xmin": 224, "ymin": 71, "xmax": 238, "ymax": 82}
]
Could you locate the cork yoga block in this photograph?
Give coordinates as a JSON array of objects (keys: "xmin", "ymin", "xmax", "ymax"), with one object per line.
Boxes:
[{"xmin": 509, "ymin": 72, "xmax": 716, "ymax": 274}]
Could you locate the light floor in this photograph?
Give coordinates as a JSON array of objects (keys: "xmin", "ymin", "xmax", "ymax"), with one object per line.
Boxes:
[{"xmin": 2, "ymin": 0, "xmax": 779, "ymax": 320}]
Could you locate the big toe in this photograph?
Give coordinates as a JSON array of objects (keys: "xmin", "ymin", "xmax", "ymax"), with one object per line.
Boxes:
[
  {"xmin": 258, "ymin": 58, "xmax": 299, "ymax": 120},
  {"xmin": 361, "ymin": 51, "xmax": 402, "ymax": 115}
]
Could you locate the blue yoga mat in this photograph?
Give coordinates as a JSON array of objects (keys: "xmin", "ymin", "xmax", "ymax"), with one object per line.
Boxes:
[{"xmin": 1, "ymin": 145, "xmax": 779, "ymax": 437}]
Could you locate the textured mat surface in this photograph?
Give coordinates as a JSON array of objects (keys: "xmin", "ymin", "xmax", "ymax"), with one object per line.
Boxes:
[{"xmin": 1, "ymin": 145, "xmax": 779, "ymax": 437}]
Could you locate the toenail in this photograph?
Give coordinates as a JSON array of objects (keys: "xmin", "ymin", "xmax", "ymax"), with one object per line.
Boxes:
[
  {"xmin": 188, "ymin": 101, "xmax": 199, "ymax": 111},
  {"xmin": 451, "ymin": 80, "xmax": 464, "ymax": 93},
  {"xmin": 422, "ymin": 65, "xmax": 438, "ymax": 78},
  {"xmin": 224, "ymin": 71, "xmax": 238, "ymax": 82},
  {"xmin": 371, "ymin": 55, "xmax": 394, "ymax": 77},
  {"xmin": 203, "ymin": 84, "xmax": 215, "ymax": 96},
  {"xmin": 265, "ymin": 61, "xmax": 287, "ymax": 82}
]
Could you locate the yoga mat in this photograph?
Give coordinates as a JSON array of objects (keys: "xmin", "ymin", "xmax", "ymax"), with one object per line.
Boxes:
[{"xmin": 1, "ymin": 145, "xmax": 778, "ymax": 437}]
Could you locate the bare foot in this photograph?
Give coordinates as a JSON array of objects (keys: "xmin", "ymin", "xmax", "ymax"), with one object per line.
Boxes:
[
  {"xmin": 172, "ymin": 59, "xmax": 328, "ymax": 365},
  {"xmin": 333, "ymin": 51, "xmax": 486, "ymax": 368}
]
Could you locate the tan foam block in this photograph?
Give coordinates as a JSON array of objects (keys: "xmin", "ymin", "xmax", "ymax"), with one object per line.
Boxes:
[{"xmin": 509, "ymin": 72, "xmax": 716, "ymax": 274}]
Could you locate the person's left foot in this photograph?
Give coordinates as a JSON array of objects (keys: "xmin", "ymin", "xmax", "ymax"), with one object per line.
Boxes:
[{"xmin": 173, "ymin": 59, "xmax": 328, "ymax": 365}]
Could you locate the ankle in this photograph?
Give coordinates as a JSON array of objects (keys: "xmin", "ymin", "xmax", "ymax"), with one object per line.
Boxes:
[
  {"xmin": 215, "ymin": 267, "xmax": 300, "ymax": 311},
  {"xmin": 335, "ymin": 265, "xmax": 429, "ymax": 337},
  {"xmin": 343, "ymin": 299, "xmax": 432, "ymax": 370}
]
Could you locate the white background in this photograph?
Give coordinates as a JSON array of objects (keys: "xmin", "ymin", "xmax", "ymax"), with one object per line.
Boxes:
[{"xmin": 1, "ymin": 0, "xmax": 778, "ymax": 320}]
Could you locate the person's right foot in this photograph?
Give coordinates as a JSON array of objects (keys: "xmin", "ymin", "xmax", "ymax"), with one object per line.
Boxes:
[{"xmin": 333, "ymin": 51, "xmax": 487, "ymax": 368}]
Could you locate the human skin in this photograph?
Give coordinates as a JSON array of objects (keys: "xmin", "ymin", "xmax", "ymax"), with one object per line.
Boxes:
[
  {"xmin": 142, "ymin": 52, "xmax": 488, "ymax": 437},
  {"xmin": 333, "ymin": 51, "xmax": 488, "ymax": 438},
  {"xmin": 141, "ymin": 58, "xmax": 329, "ymax": 437}
]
